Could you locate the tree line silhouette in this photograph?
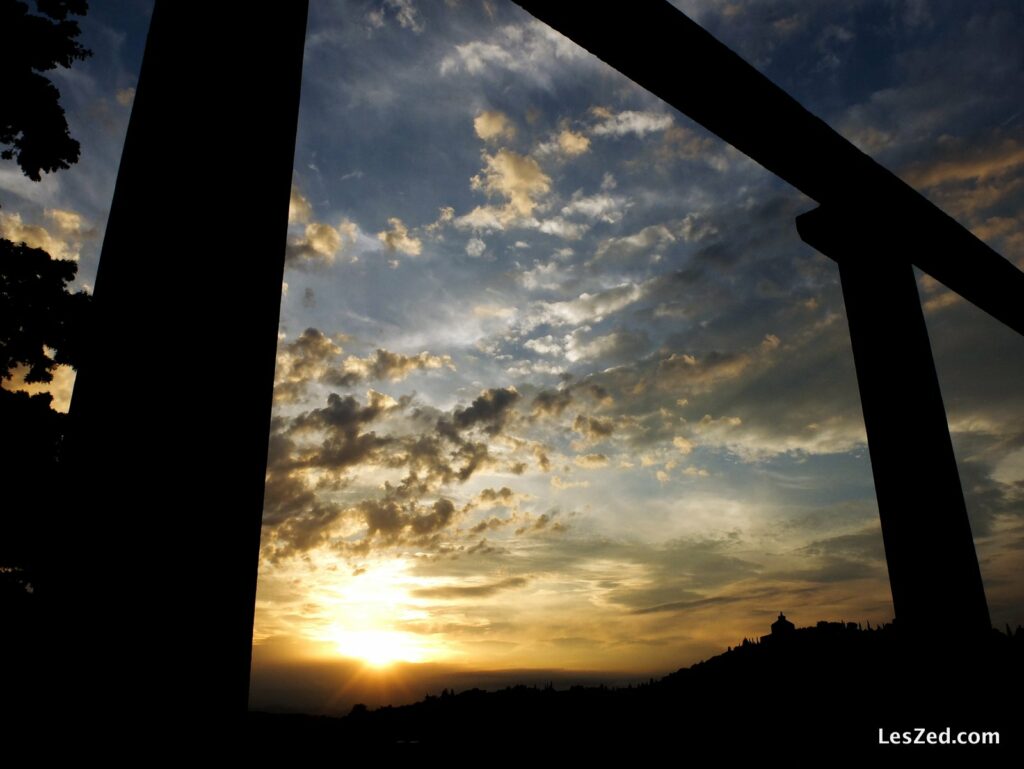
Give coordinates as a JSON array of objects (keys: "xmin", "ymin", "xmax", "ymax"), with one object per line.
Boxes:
[{"xmin": 1, "ymin": 0, "xmax": 92, "ymax": 717}]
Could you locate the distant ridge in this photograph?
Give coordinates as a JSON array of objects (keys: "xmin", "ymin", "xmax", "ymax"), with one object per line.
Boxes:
[{"xmin": 246, "ymin": 618, "xmax": 1022, "ymax": 752}]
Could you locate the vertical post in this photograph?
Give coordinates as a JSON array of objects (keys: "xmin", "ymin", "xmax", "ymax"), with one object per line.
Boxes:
[
  {"xmin": 58, "ymin": 2, "xmax": 309, "ymax": 727},
  {"xmin": 797, "ymin": 207, "xmax": 991, "ymax": 642}
]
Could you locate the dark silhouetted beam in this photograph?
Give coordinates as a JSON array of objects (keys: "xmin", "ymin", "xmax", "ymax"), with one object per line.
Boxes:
[
  {"xmin": 798, "ymin": 207, "xmax": 991, "ymax": 639},
  {"xmin": 511, "ymin": 0, "xmax": 1024, "ymax": 338},
  {"xmin": 59, "ymin": 2, "xmax": 309, "ymax": 728}
]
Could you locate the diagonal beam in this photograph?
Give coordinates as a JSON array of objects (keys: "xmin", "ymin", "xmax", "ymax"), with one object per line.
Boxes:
[{"xmin": 511, "ymin": 0, "xmax": 1024, "ymax": 338}]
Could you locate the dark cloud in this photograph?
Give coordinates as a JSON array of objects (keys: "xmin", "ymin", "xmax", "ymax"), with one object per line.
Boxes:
[
  {"xmin": 273, "ymin": 328, "xmax": 344, "ymax": 404},
  {"xmin": 412, "ymin": 576, "xmax": 528, "ymax": 600},
  {"xmin": 452, "ymin": 386, "xmax": 520, "ymax": 435},
  {"xmin": 357, "ymin": 496, "xmax": 457, "ymax": 542},
  {"xmin": 477, "ymin": 486, "xmax": 516, "ymax": 506},
  {"xmin": 572, "ymin": 414, "xmax": 614, "ymax": 440},
  {"xmin": 532, "ymin": 387, "xmax": 573, "ymax": 417},
  {"xmin": 800, "ymin": 528, "xmax": 886, "ymax": 562}
]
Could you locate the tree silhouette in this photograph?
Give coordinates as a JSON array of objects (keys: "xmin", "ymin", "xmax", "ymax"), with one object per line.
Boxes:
[
  {"xmin": 0, "ymin": 238, "xmax": 91, "ymax": 383},
  {"xmin": 0, "ymin": 0, "xmax": 91, "ymax": 180},
  {"xmin": 0, "ymin": 1, "xmax": 92, "ymax": 604}
]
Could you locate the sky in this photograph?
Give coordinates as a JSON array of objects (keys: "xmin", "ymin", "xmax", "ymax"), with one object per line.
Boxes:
[{"xmin": 3, "ymin": 0, "xmax": 1024, "ymax": 716}]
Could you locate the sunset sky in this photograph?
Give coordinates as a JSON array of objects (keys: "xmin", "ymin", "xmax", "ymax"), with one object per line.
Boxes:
[{"xmin": 3, "ymin": 0, "xmax": 1024, "ymax": 715}]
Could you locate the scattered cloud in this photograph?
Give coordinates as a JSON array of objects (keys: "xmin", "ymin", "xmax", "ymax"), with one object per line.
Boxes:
[
  {"xmin": 0, "ymin": 209, "xmax": 92, "ymax": 261},
  {"xmin": 590, "ymin": 108, "xmax": 674, "ymax": 138},
  {"xmin": 474, "ymin": 110, "xmax": 516, "ymax": 143},
  {"xmin": 377, "ymin": 217, "xmax": 423, "ymax": 256},
  {"xmin": 470, "ymin": 148, "xmax": 551, "ymax": 220},
  {"xmin": 331, "ymin": 348, "xmax": 454, "ymax": 387}
]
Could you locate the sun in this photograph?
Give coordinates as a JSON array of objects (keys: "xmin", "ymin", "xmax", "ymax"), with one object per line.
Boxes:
[{"xmin": 328, "ymin": 627, "xmax": 429, "ymax": 668}]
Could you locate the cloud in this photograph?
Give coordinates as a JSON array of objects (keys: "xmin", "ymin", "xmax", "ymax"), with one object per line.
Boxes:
[
  {"xmin": 561, "ymin": 191, "xmax": 625, "ymax": 223},
  {"xmin": 0, "ymin": 209, "xmax": 91, "ymax": 261},
  {"xmin": 453, "ymin": 205, "xmax": 506, "ymax": 231},
  {"xmin": 412, "ymin": 576, "xmax": 528, "ymax": 600},
  {"xmin": 465, "ymin": 237, "xmax": 487, "ymax": 257},
  {"xmin": 656, "ymin": 351, "xmax": 753, "ymax": 394},
  {"xmin": 517, "ymin": 259, "xmax": 573, "ymax": 291},
  {"xmin": 574, "ymin": 453, "xmax": 609, "ymax": 468},
  {"xmin": 274, "ymin": 328, "xmax": 345, "ymax": 403},
  {"xmin": 565, "ymin": 329, "xmax": 649, "ymax": 363},
  {"xmin": 521, "ymin": 281, "xmax": 645, "ymax": 331},
  {"xmin": 474, "ymin": 110, "xmax": 516, "ymax": 143},
  {"xmin": 285, "ymin": 184, "xmax": 361, "ymax": 267},
  {"xmin": 538, "ymin": 128, "xmax": 592, "ymax": 158},
  {"xmin": 590, "ymin": 108, "xmax": 674, "ymax": 138},
  {"xmin": 903, "ymin": 138, "xmax": 1024, "ymax": 190},
  {"xmin": 673, "ymin": 436, "xmax": 695, "ymax": 454},
  {"xmin": 572, "ymin": 414, "xmax": 614, "ymax": 441},
  {"xmin": 361, "ymin": 496, "xmax": 456, "ymax": 541},
  {"xmin": 287, "ymin": 218, "xmax": 359, "ymax": 267},
  {"xmin": 369, "ymin": 0, "xmax": 424, "ymax": 33},
  {"xmin": 656, "ymin": 125, "xmax": 721, "ymax": 166},
  {"xmin": 474, "ymin": 486, "xmax": 520, "ymax": 508},
  {"xmin": 1, "ymin": 363, "xmax": 76, "ymax": 412},
  {"xmin": 470, "ymin": 148, "xmax": 551, "ymax": 220},
  {"xmin": 531, "ymin": 387, "xmax": 573, "ymax": 417},
  {"xmin": 377, "ymin": 217, "xmax": 423, "ymax": 256},
  {"xmin": 289, "ymin": 184, "xmax": 313, "ymax": 224},
  {"xmin": 591, "ymin": 223, "xmax": 677, "ymax": 265},
  {"xmin": 438, "ymin": 20, "xmax": 588, "ymax": 87},
  {"xmin": 550, "ymin": 475, "xmax": 589, "ymax": 490},
  {"xmin": 557, "ymin": 129, "xmax": 590, "ymax": 156},
  {"xmin": 452, "ymin": 386, "xmax": 520, "ymax": 435},
  {"xmin": 537, "ymin": 216, "xmax": 588, "ymax": 240},
  {"xmin": 329, "ymin": 348, "xmax": 454, "ymax": 387},
  {"xmin": 115, "ymin": 87, "xmax": 135, "ymax": 107}
]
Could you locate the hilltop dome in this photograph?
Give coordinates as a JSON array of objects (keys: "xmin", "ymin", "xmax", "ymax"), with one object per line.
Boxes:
[{"xmin": 771, "ymin": 612, "xmax": 795, "ymax": 635}]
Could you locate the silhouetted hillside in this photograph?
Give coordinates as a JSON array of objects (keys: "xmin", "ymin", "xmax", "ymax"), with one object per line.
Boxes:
[{"xmin": 245, "ymin": 617, "xmax": 1023, "ymax": 753}]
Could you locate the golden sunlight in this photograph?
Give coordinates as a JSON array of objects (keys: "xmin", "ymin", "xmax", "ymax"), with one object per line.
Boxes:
[
  {"xmin": 308, "ymin": 558, "xmax": 450, "ymax": 668},
  {"xmin": 325, "ymin": 627, "xmax": 431, "ymax": 667}
]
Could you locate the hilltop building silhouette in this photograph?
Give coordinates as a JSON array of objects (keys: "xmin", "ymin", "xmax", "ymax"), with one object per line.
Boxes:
[
  {"xmin": 772, "ymin": 612, "xmax": 794, "ymax": 635},
  {"xmin": 759, "ymin": 612, "xmax": 795, "ymax": 644}
]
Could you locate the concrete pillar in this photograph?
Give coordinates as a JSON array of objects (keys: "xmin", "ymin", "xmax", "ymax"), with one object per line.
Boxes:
[
  {"xmin": 58, "ymin": 2, "xmax": 309, "ymax": 728},
  {"xmin": 797, "ymin": 206, "xmax": 991, "ymax": 641}
]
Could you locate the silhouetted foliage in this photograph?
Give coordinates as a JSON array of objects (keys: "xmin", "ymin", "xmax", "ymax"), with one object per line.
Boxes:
[
  {"xmin": 0, "ymin": 0, "xmax": 91, "ymax": 181},
  {"xmin": 0, "ymin": 238, "xmax": 91, "ymax": 382},
  {"xmin": 0, "ymin": 4, "xmax": 92, "ymax": 715}
]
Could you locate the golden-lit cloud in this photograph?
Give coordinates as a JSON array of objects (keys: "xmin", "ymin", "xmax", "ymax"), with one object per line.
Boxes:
[
  {"xmin": 274, "ymin": 328, "xmax": 346, "ymax": 404},
  {"xmin": 572, "ymin": 413, "xmax": 614, "ymax": 441},
  {"xmin": 466, "ymin": 148, "xmax": 551, "ymax": 225},
  {"xmin": 332, "ymin": 348, "xmax": 454, "ymax": 386},
  {"xmin": 574, "ymin": 453, "xmax": 609, "ymax": 468},
  {"xmin": 0, "ymin": 209, "xmax": 91, "ymax": 261},
  {"xmin": 473, "ymin": 109, "xmax": 516, "ymax": 143},
  {"xmin": 288, "ymin": 222, "xmax": 359, "ymax": 267},
  {"xmin": 377, "ymin": 216, "xmax": 423, "ymax": 256},
  {"xmin": 656, "ymin": 351, "xmax": 753, "ymax": 394},
  {"xmin": 656, "ymin": 124, "xmax": 719, "ymax": 165},
  {"xmin": 115, "ymin": 86, "xmax": 136, "ymax": 106},
  {"xmin": 286, "ymin": 184, "xmax": 360, "ymax": 266},
  {"xmin": 904, "ymin": 138, "xmax": 1024, "ymax": 189},
  {"xmin": 289, "ymin": 183, "xmax": 313, "ymax": 224},
  {"xmin": 673, "ymin": 436, "xmax": 695, "ymax": 454},
  {"xmin": 557, "ymin": 128, "xmax": 590, "ymax": 156},
  {"xmin": 1, "ymin": 363, "xmax": 76, "ymax": 412}
]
